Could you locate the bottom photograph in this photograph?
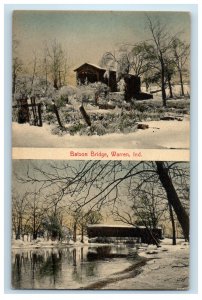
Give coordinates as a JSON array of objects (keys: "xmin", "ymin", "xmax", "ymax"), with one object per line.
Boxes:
[{"xmin": 12, "ymin": 160, "xmax": 189, "ymax": 290}]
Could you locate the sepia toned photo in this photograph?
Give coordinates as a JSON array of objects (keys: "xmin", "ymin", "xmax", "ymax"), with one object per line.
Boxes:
[
  {"xmin": 12, "ymin": 11, "xmax": 190, "ymax": 149},
  {"xmin": 12, "ymin": 159, "xmax": 189, "ymax": 290},
  {"xmin": 10, "ymin": 8, "xmax": 192, "ymax": 292}
]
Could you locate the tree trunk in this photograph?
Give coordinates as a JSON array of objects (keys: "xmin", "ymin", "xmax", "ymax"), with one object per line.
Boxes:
[
  {"xmin": 168, "ymin": 202, "xmax": 176, "ymax": 245},
  {"xmin": 81, "ymin": 226, "xmax": 84, "ymax": 243},
  {"xmin": 168, "ymin": 77, "xmax": 173, "ymax": 99},
  {"xmin": 81, "ymin": 247, "xmax": 84, "ymax": 261},
  {"xmin": 73, "ymin": 249, "xmax": 77, "ymax": 266},
  {"xmin": 16, "ymin": 225, "xmax": 21, "ymax": 240},
  {"xmin": 33, "ymin": 210, "xmax": 37, "ymax": 240},
  {"xmin": 179, "ymin": 70, "xmax": 185, "ymax": 97},
  {"xmin": 16, "ymin": 215, "xmax": 22, "ymax": 240},
  {"xmin": 37, "ymin": 103, "xmax": 43, "ymax": 127},
  {"xmin": 45, "ymin": 69, "xmax": 48, "ymax": 92},
  {"xmin": 145, "ymin": 226, "xmax": 160, "ymax": 247},
  {"xmin": 145, "ymin": 81, "xmax": 149, "ymax": 92},
  {"xmin": 31, "ymin": 56, "xmax": 37, "ymax": 92},
  {"xmin": 155, "ymin": 162, "xmax": 189, "ymax": 241},
  {"xmin": 31, "ymin": 96, "xmax": 37, "ymax": 126},
  {"xmin": 58, "ymin": 70, "xmax": 62, "ymax": 89},
  {"xmin": 53, "ymin": 78, "xmax": 58, "ymax": 90},
  {"xmin": 33, "ymin": 232, "xmax": 37, "ymax": 240},
  {"xmin": 53, "ymin": 103, "xmax": 63, "ymax": 128},
  {"xmin": 161, "ymin": 61, "xmax": 167, "ymax": 106},
  {"xmin": 12, "ymin": 73, "xmax": 16, "ymax": 96},
  {"xmin": 73, "ymin": 223, "xmax": 77, "ymax": 242}
]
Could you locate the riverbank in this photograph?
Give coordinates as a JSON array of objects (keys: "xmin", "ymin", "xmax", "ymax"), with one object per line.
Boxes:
[
  {"xmin": 11, "ymin": 238, "xmax": 189, "ymax": 290},
  {"xmin": 84, "ymin": 239, "xmax": 189, "ymax": 290}
]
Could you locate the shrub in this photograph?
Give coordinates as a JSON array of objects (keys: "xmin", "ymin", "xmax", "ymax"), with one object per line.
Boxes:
[
  {"xmin": 56, "ymin": 85, "xmax": 79, "ymax": 107},
  {"xmin": 51, "ymin": 126, "xmax": 68, "ymax": 136},
  {"xmin": 68, "ymin": 122, "xmax": 84, "ymax": 135},
  {"xmin": 75, "ymin": 82, "xmax": 109, "ymax": 104}
]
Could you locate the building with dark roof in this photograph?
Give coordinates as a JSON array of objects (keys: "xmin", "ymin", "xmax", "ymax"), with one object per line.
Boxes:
[
  {"xmin": 74, "ymin": 62, "xmax": 147, "ymax": 100},
  {"xmin": 74, "ymin": 63, "xmax": 117, "ymax": 92}
]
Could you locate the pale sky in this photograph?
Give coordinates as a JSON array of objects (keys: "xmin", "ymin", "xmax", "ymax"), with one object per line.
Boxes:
[
  {"xmin": 13, "ymin": 10, "xmax": 190, "ymax": 68},
  {"xmin": 12, "ymin": 159, "xmax": 131, "ymax": 224},
  {"xmin": 12, "ymin": 159, "xmax": 189, "ymax": 229}
]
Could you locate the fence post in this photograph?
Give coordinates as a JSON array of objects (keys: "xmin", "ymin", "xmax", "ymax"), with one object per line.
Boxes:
[
  {"xmin": 79, "ymin": 105, "xmax": 91, "ymax": 126},
  {"xmin": 31, "ymin": 96, "xmax": 37, "ymax": 126},
  {"xmin": 52, "ymin": 100, "xmax": 63, "ymax": 128},
  {"xmin": 37, "ymin": 103, "xmax": 43, "ymax": 127}
]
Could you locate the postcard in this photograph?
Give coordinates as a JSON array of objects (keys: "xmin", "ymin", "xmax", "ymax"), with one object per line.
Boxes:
[{"xmin": 11, "ymin": 10, "xmax": 190, "ymax": 291}]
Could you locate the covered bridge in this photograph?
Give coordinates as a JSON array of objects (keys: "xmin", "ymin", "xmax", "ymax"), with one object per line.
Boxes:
[{"xmin": 87, "ymin": 224, "xmax": 163, "ymax": 244}]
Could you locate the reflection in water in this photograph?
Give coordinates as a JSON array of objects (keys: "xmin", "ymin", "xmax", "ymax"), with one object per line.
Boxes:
[
  {"xmin": 12, "ymin": 245, "xmax": 137, "ymax": 289},
  {"xmin": 87, "ymin": 245, "xmax": 132, "ymax": 260},
  {"xmin": 39, "ymin": 251, "xmax": 62, "ymax": 285}
]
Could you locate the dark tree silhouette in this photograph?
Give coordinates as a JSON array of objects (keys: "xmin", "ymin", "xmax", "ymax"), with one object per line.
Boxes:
[
  {"xmin": 145, "ymin": 15, "xmax": 178, "ymax": 106},
  {"xmin": 16, "ymin": 160, "xmax": 190, "ymax": 242}
]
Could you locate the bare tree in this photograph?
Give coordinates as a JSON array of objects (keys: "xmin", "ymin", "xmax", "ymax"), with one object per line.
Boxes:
[
  {"xmin": 171, "ymin": 38, "xmax": 190, "ymax": 96},
  {"xmin": 113, "ymin": 175, "xmax": 180, "ymax": 246},
  {"xmin": 40, "ymin": 48, "xmax": 49, "ymax": 93},
  {"xmin": 12, "ymin": 191, "xmax": 29, "ymax": 239},
  {"xmin": 40, "ymin": 190, "xmax": 70, "ymax": 241},
  {"xmin": 30, "ymin": 51, "xmax": 38, "ymax": 95},
  {"xmin": 164, "ymin": 59, "xmax": 176, "ymax": 99},
  {"xmin": 168, "ymin": 202, "xmax": 176, "ymax": 245},
  {"xmin": 26, "ymin": 191, "xmax": 47, "ymax": 240},
  {"xmin": 78, "ymin": 210, "xmax": 103, "ymax": 243},
  {"xmin": 145, "ymin": 15, "xmax": 178, "ymax": 106},
  {"xmin": 112, "ymin": 205, "xmax": 136, "ymax": 227},
  {"xmin": 70, "ymin": 210, "xmax": 80, "ymax": 242},
  {"xmin": 155, "ymin": 162, "xmax": 189, "ymax": 241},
  {"xmin": 69, "ymin": 207, "xmax": 103, "ymax": 243},
  {"xmin": 100, "ymin": 43, "xmax": 150, "ymax": 80},
  {"xmin": 43, "ymin": 211, "xmax": 64, "ymax": 241},
  {"xmin": 12, "ymin": 39, "xmax": 23, "ymax": 97},
  {"xmin": 128, "ymin": 43, "xmax": 152, "ymax": 77},
  {"xmin": 131, "ymin": 189, "xmax": 167, "ymax": 229},
  {"xmin": 112, "ymin": 180, "xmax": 169, "ymax": 245},
  {"xmin": 44, "ymin": 40, "xmax": 69, "ymax": 89},
  {"xmin": 16, "ymin": 160, "xmax": 190, "ymax": 242}
]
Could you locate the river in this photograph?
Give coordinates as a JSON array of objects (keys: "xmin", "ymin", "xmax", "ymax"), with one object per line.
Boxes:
[{"xmin": 12, "ymin": 244, "xmax": 139, "ymax": 289}]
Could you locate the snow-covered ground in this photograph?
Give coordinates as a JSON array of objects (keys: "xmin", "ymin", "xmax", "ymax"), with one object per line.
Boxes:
[
  {"xmin": 12, "ymin": 117, "xmax": 189, "ymax": 149},
  {"xmin": 11, "ymin": 236, "xmax": 89, "ymax": 249},
  {"xmin": 142, "ymin": 84, "xmax": 190, "ymax": 98},
  {"xmin": 101, "ymin": 238, "xmax": 189, "ymax": 290}
]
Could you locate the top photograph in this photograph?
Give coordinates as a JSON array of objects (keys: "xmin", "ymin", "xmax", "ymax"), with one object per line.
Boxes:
[{"xmin": 12, "ymin": 10, "xmax": 190, "ymax": 149}]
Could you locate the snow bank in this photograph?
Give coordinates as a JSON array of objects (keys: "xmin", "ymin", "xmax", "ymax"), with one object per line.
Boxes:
[
  {"xmin": 102, "ymin": 238, "xmax": 189, "ymax": 290},
  {"xmin": 12, "ymin": 118, "xmax": 189, "ymax": 149}
]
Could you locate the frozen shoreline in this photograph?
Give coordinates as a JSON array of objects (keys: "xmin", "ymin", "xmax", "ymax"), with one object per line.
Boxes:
[
  {"xmin": 11, "ymin": 238, "xmax": 189, "ymax": 290},
  {"xmin": 98, "ymin": 239, "xmax": 189, "ymax": 290}
]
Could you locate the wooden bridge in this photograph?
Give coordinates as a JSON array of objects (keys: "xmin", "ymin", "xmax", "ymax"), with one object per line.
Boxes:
[{"xmin": 87, "ymin": 224, "xmax": 163, "ymax": 244}]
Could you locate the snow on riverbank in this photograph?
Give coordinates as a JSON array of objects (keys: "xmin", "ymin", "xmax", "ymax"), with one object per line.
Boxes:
[
  {"xmin": 101, "ymin": 239, "xmax": 189, "ymax": 290},
  {"xmin": 11, "ymin": 236, "xmax": 89, "ymax": 250},
  {"xmin": 11, "ymin": 237, "xmax": 189, "ymax": 290}
]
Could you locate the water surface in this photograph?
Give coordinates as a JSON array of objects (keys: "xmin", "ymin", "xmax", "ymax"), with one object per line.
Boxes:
[{"xmin": 12, "ymin": 244, "xmax": 138, "ymax": 289}]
